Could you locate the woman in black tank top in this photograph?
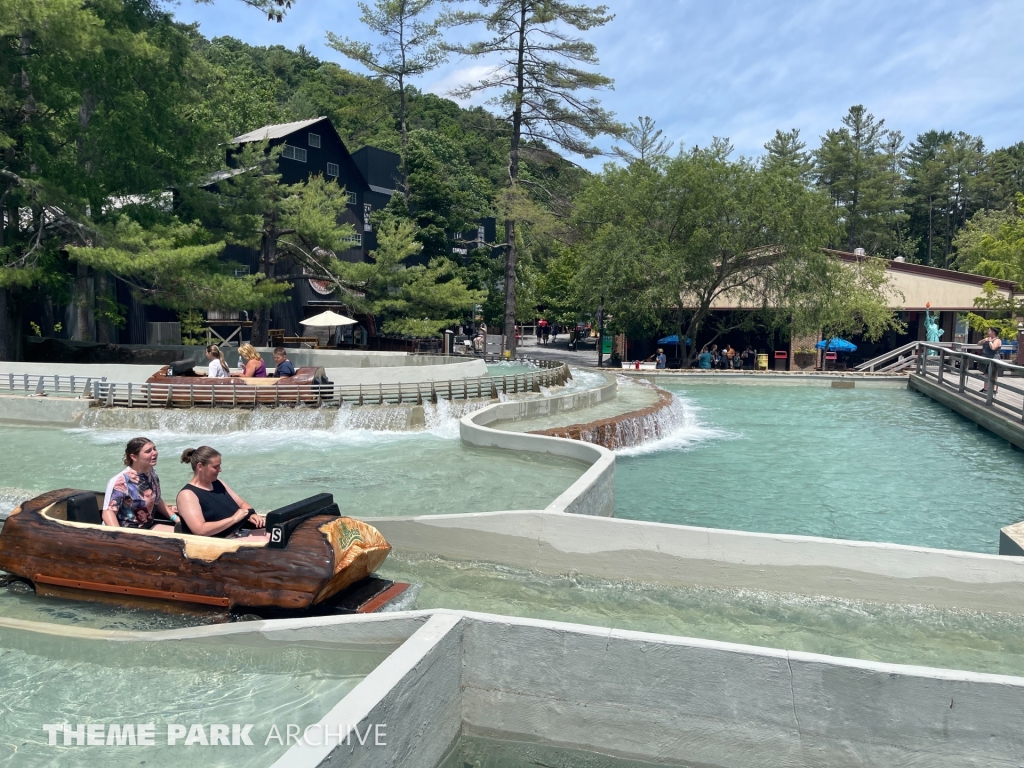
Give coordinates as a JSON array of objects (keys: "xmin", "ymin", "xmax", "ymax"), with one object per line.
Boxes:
[{"xmin": 175, "ymin": 447, "xmax": 267, "ymax": 538}]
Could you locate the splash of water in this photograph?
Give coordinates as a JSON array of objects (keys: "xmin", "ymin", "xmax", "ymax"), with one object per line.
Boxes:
[{"xmin": 614, "ymin": 394, "xmax": 732, "ymax": 456}]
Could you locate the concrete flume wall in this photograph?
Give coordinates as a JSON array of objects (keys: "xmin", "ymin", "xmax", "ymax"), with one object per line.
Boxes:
[
  {"xmin": 369, "ymin": 510, "xmax": 1024, "ymax": 614},
  {"xmin": 459, "ymin": 611, "xmax": 1024, "ymax": 768},
  {"xmin": 9, "ymin": 609, "xmax": 1023, "ymax": 768},
  {"xmin": 459, "ymin": 374, "xmax": 618, "ymax": 516}
]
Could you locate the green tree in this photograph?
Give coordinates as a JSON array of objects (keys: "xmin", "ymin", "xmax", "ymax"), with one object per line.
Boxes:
[
  {"xmin": 0, "ymin": 0, "xmax": 224, "ymax": 358},
  {"xmin": 905, "ymin": 130, "xmax": 986, "ymax": 266},
  {"xmin": 336, "ymin": 216, "xmax": 484, "ymax": 335},
  {"xmin": 445, "ymin": 0, "xmax": 620, "ymax": 353},
  {"xmin": 326, "ymin": 0, "xmax": 446, "ymax": 199},
  {"xmin": 785, "ymin": 255, "xmax": 905, "ymax": 363},
  {"xmin": 66, "ymin": 216, "xmax": 288, "ymax": 313},
  {"xmin": 814, "ymin": 105, "xmax": 898, "ymax": 254},
  {"xmin": 574, "ymin": 144, "xmax": 837, "ymax": 365},
  {"xmin": 953, "ymin": 194, "xmax": 1024, "ymax": 283},
  {"xmin": 613, "ymin": 116, "xmax": 674, "ymax": 167},
  {"xmin": 763, "ymin": 128, "xmax": 812, "ymax": 182}
]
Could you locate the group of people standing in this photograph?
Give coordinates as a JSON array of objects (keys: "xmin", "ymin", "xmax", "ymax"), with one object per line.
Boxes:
[{"xmin": 697, "ymin": 344, "xmax": 757, "ymax": 370}]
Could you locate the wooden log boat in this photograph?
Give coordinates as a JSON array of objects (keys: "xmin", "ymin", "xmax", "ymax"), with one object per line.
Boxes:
[
  {"xmin": 140, "ymin": 360, "xmax": 332, "ymax": 407},
  {"xmin": 0, "ymin": 489, "xmax": 404, "ymax": 614}
]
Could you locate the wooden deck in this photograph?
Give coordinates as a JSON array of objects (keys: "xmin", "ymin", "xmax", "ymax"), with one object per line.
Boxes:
[{"xmin": 908, "ymin": 368, "xmax": 1024, "ymax": 450}]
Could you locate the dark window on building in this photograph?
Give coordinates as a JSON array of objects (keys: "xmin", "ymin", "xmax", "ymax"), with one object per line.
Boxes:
[
  {"xmin": 282, "ymin": 145, "xmax": 307, "ymax": 163},
  {"xmin": 326, "ymin": 162, "xmax": 340, "ymax": 177},
  {"xmin": 308, "ymin": 133, "xmax": 321, "ymax": 148}
]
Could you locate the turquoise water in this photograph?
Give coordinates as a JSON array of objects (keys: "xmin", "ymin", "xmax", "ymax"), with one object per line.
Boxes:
[
  {"xmin": 0, "ymin": 418, "xmax": 585, "ymax": 519},
  {"xmin": 0, "ymin": 626, "xmax": 388, "ymax": 767},
  {"xmin": 614, "ymin": 383, "xmax": 1024, "ymax": 553},
  {"xmin": 378, "ymin": 553, "xmax": 1024, "ymax": 676}
]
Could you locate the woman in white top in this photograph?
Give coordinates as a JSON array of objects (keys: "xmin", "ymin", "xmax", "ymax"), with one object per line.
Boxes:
[{"xmin": 206, "ymin": 344, "xmax": 230, "ymax": 378}]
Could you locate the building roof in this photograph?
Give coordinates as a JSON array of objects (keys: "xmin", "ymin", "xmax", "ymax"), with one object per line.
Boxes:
[
  {"xmin": 232, "ymin": 117, "xmax": 327, "ymax": 144},
  {"xmin": 826, "ymin": 249, "xmax": 1017, "ymax": 291}
]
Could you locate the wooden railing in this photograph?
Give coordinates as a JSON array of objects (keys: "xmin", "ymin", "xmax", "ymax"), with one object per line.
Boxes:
[
  {"xmin": 914, "ymin": 342, "xmax": 1024, "ymax": 416},
  {"xmin": 0, "ymin": 357, "xmax": 571, "ymax": 409}
]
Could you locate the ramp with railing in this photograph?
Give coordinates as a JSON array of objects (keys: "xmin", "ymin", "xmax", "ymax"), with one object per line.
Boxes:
[{"xmin": 908, "ymin": 342, "xmax": 1024, "ymax": 454}]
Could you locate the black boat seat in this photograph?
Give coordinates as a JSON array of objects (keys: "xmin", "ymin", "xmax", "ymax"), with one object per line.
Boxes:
[
  {"xmin": 169, "ymin": 358, "xmax": 196, "ymax": 376},
  {"xmin": 66, "ymin": 492, "xmax": 102, "ymax": 525},
  {"xmin": 266, "ymin": 493, "xmax": 338, "ymax": 548}
]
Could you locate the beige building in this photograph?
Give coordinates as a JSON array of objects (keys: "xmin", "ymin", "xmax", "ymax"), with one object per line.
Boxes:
[{"xmin": 701, "ymin": 248, "xmax": 1017, "ymax": 368}]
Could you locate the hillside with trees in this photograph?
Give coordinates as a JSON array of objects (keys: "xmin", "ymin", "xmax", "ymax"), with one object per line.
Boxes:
[{"xmin": 3, "ymin": 0, "xmax": 1024, "ymax": 360}]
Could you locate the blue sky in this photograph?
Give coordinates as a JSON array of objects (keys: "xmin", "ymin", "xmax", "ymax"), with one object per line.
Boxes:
[{"xmin": 172, "ymin": 0, "xmax": 1024, "ymax": 168}]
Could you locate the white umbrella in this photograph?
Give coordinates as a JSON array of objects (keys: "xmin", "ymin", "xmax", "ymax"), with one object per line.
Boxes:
[
  {"xmin": 300, "ymin": 310, "xmax": 357, "ymax": 327},
  {"xmin": 300, "ymin": 310, "xmax": 358, "ymax": 348}
]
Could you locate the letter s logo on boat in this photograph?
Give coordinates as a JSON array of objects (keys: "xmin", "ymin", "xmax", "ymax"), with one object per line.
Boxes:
[{"xmin": 270, "ymin": 527, "xmax": 283, "ymax": 544}]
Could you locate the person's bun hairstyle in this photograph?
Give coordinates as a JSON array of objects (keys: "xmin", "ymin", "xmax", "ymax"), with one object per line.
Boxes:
[{"xmin": 181, "ymin": 445, "xmax": 220, "ymax": 471}]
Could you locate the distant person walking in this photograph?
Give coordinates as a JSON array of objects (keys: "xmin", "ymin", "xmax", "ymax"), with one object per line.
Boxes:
[
  {"xmin": 980, "ymin": 327, "xmax": 1003, "ymax": 395},
  {"xmin": 542, "ymin": 321, "xmax": 550, "ymax": 344},
  {"xmin": 698, "ymin": 347, "xmax": 713, "ymax": 369},
  {"xmin": 535, "ymin": 322, "xmax": 543, "ymax": 345}
]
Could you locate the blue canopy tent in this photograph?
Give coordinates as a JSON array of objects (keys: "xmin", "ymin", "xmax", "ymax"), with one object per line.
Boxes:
[
  {"xmin": 815, "ymin": 338, "xmax": 857, "ymax": 353},
  {"xmin": 657, "ymin": 335, "xmax": 690, "ymax": 365}
]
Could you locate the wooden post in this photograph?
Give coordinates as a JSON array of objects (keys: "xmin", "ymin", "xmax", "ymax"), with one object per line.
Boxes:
[
  {"xmin": 937, "ymin": 349, "xmax": 945, "ymax": 385},
  {"xmin": 146, "ymin": 383, "xmax": 152, "ymax": 408},
  {"xmin": 987, "ymin": 361, "xmax": 996, "ymax": 406},
  {"xmin": 958, "ymin": 352, "xmax": 967, "ymax": 393}
]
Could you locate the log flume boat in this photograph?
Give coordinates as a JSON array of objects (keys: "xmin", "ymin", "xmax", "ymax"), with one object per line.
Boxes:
[
  {"xmin": 142, "ymin": 359, "xmax": 334, "ymax": 407},
  {"xmin": 0, "ymin": 490, "xmax": 408, "ymax": 617}
]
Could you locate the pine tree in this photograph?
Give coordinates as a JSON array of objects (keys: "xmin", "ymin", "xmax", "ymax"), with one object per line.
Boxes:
[
  {"xmin": 444, "ymin": 0, "xmax": 620, "ymax": 353},
  {"xmin": 813, "ymin": 106, "xmax": 892, "ymax": 253},
  {"xmin": 763, "ymin": 129, "xmax": 812, "ymax": 182},
  {"xmin": 327, "ymin": 0, "xmax": 446, "ymax": 199}
]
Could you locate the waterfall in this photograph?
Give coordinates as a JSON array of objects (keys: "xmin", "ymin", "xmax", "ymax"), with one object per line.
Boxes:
[{"xmin": 533, "ymin": 385, "xmax": 707, "ymax": 451}]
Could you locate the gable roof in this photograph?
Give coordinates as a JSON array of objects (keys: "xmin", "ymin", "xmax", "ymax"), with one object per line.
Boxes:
[{"xmin": 232, "ymin": 117, "xmax": 326, "ymax": 144}]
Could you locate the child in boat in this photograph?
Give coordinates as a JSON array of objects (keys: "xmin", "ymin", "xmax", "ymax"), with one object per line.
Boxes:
[
  {"xmin": 206, "ymin": 344, "xmax": 230, "ymax": 377},
  {"xmin": 272, "ymin": 347, "xmax": 296, "ymax": 377}
]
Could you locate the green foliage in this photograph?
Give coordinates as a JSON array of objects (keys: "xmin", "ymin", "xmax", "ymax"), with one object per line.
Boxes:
[
  {"xmin": 963, "ymin": 282, "xmax": 1023, "ymax": 340},
  {"xmin": 179, "ymin": 308, "xmax": 206, "ymax": 345},
  {"xmin": 67, "ymin": 216, "xmax": 288, "ymax": 311},
  {"xmin": 573, "ymin": 143, "xmax": 839, "ymax": 359},
  {"xmin": 786, "ymin": 256, "xmax": 905, "ymax": 345},
  {"xmin": 953, "ymin": 194, "xmax": 1024, "ymax": 284},
  {"xmin": 813, "ymin": 106, "xmax": 911, "ymax": 258},
  {"xmin": 337, "ymin": 216, "xmax": 485, "ymax": 336}
]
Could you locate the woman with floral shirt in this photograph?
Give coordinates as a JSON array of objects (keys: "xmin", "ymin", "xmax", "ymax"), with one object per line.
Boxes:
[{"xmin": 102, "ymin": 437, "xmax": 179, "ymax": 529}]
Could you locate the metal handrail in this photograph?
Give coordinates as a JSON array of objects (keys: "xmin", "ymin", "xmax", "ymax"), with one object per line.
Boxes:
[
  {"xmin": 914, "ymin": 342, "xmax": 1024, "ymax": 416},
  {"xmin": 0, "ymin": 372, "xmax": 107, "ymax": 397},
  {"xmin": 72, "ymin": 357, "xmax": 570, "ymax": 409},
  {"xmin": 855, "ymin": 341, "xmax": 958, "ymax": 372}
]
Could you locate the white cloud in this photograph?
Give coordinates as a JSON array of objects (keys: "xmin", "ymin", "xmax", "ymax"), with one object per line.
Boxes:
[
  {"xmin": 425, "ymin": 64, "xmax": 505, "ymax": 105},
  {"xmin": 173, "ymin": 0, "xmax": 1024, "ymax": 159}
]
